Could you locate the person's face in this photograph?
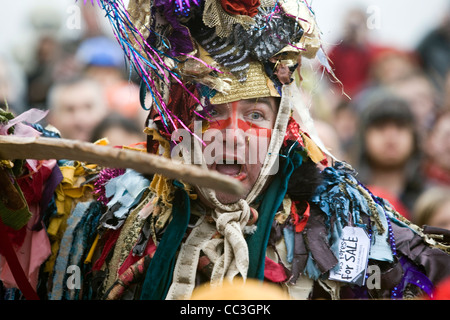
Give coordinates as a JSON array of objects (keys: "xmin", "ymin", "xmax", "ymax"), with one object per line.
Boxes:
[
  {"xmin": 394, "ymin": 77, "xmax": 435, "ymax": 130},
  {"xmin": 428, "ymin": 114, "xmax": 450, "ymax": 171},
  {"xmin": 201, "ymin": 97, "xmax": 278, "ymax": 204},
  {"xmin": 429, "ymin": 199, "xmax": 450, "ymax": 231},
  {"xmin": 334, "ymin": 107, "xmax": 358, "ymax": 143},
  {"xmin": 49, "ymin": 82, "xmax": 108, "ymax": 141},
  {"xmin": 365, "ymin": 122, "xmax": 414, "ymax": 169}
]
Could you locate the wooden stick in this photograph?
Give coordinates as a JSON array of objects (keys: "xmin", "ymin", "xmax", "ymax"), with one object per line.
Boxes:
[{"xmin": 0, "ymin": 136, "xmax": 244, "ymax": 195}]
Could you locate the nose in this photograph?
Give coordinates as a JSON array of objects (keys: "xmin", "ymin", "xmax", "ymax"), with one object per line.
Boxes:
[
  {"xmin": 224, "ymin": 124, "xmax": 246, "ymax": 149},
  {"xmin": 223, "ymin": 102, "xmax": 246, "ymax": 147}
]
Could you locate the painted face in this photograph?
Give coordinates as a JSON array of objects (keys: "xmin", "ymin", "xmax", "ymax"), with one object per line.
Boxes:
[{"xmin": 201, "ymin": 97, "xmax": 278, "ymax": 204}]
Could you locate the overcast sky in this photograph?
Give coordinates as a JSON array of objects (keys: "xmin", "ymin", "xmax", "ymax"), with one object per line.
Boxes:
[
  {"xmin": 311, "ymin": 0, "xmax": 450, "ymax": 50},
  {"xmin": 1, "ymin": 0, "xmax": 449, "ymax": 57}
]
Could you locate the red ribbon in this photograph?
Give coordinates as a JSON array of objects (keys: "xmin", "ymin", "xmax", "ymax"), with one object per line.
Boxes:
[
  {"xmin": 92, "ymin": 228, "xmax": 122, "ymax": 271},
  {"xmin": 291, "ymin": 201, "xmax": 310, "ymax": 233},
  {"xmin": 284, "ymin": 118, "xmax": 305, "ymax": 148},
  {"xmin": 220, "ymin": 0, "xmax": 260, "ymax": 17},
  {"xmin": 0, "ymin": 218, "xmax": 40, "ymax": 300}
]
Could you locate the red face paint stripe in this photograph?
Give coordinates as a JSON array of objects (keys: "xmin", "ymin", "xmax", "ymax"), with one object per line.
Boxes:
[{"xmin": 207, "ymin": 102, "xmax": 272, "ymax": 137}]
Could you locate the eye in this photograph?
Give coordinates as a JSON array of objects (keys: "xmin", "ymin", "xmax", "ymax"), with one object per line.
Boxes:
[
  {"xmin": 248, "ymin": 111, "xmax": 264, "ymax": 121},
  {"xmin": 209, "ymin": 109, "xmax": 219, "ymax": 117}
]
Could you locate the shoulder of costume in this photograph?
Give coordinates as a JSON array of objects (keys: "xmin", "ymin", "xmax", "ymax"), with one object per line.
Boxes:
[{"xmin": 277, "ymin": 151, "xmax": 450, "ymax": 292}]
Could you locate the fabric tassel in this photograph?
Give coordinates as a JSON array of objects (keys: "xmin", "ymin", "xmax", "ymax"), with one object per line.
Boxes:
[
  {"xmin": 291, "ymin": 200, "xmax": 310, "ymax": 233},
  {"xmin": 289, "ymin": 232, "xmax": 308, "ymax": 284}
]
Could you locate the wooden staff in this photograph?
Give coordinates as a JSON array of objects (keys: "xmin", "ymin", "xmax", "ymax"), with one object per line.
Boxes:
[{"xmin": 0, "ymin": 135, "xmax": 244, "ymax": 195}]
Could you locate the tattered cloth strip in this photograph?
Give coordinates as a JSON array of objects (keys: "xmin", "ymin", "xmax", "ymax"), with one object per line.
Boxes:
[
  {"xmin": 104, "ymin": 169, "xmax": 150, "ymax": 220},
  {"xmin": 101, "ymin": 191, "xmax": 153, "ymax": 293},
  {"xmin": 0, "ymin": 218, "xmax": 40, "ymax": 300},
  {"xmin": 0, "ymin": 167, "xmax": 32, "ymax": 230},
  {"xmin": 311, "ymin": 163, "xmax": 394, "ymax": 264},
  {"xmin": 104, "ymin": 255, "xmax": 152, "ymax": 300},
  {"xmin": 140, "ymin": 184, "xmax": 192, "ymax": 300},
  {"xmin": 64, "ymin": 201, "xmax": 103, "ymax": 300},
  {"xmin": 50, "ymin": 201, "xmax": 93, "ymax": 300},
  {"xmin": 268, "ymin": 201, "xmax": 338, "ymax": 284},
  {"xmin": 391, "ymin": 222, "xmax": 450, "ymax": 287},
  {"xmin": 44, "ymin": 161, "xmax": 97, "ymax": 274},
  {"xmin": 0, "ymin": 108, "xmax": 49, "ymax": 173},
  {"xmin": 0, "ymin": 160, "xmax": 57, "ymax": 298}
]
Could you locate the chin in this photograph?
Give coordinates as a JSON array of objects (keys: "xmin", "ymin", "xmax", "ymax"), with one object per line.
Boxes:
[{"xmin": 215, "ymin": 192, "xmax": 246, "ymax": 204}]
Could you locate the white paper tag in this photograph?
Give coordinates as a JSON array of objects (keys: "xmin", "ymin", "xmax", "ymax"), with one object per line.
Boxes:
[{"xmin": 329, "ymin": 226, "xmax": 370, "ymax": 286}]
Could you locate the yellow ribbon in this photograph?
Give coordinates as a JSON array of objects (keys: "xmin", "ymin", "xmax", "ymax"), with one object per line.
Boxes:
[{"xmin": 44, "ymin": 162, "xmax": 97, "ymax": 273}]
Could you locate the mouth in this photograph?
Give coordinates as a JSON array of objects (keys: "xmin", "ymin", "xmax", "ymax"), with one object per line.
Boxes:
[{"xmin": 213, "ymin": 161, "xmax": 248, "ymax": 181}]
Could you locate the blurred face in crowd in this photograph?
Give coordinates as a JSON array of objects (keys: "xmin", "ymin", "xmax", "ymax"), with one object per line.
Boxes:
[
  {"xmin": 427, "ymin": 113, "xmax": 450, "ymax": 172},
  {"xmin": 445, "ymin": 72, "xmax": 450, "ymax": 110},
  {"xmin": 201, "ymin": 97, "xmax": 278, "ymax": 204},
  {"xmin": 365, "ymin": 121, "xmax": 414, "ymax": 169},
  {"xmin": 372, "ymin": 53, "xmax": 417, "ymax": 85},
  {"xmin": 334, "ymin": 105, "xmax": 358, "ymax": 145},
  {"xmin": 393, "ymin": 75, "xmax": 436, "ymax": 131},
  {"xmin": 429, "ymin": 199, "xmax": 450, "ymax": 231},
  {"xmin": 343, "ymin": 9, "xmax": 368, "ymax": 45},
  {"xmin": 48, "ymin": 80, "xmax": 108, "ymax": 141}
]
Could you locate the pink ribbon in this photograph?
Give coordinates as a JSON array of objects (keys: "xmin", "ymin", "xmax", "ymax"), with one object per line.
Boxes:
[{"xmin": 0, "ymin": 108, "xmax": 49, "ymax": 172}]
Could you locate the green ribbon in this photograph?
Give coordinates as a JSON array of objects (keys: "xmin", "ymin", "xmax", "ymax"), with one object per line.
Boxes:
[
  {"xmin": 246, "ymin": 150, "xmax": 301, "ymax": 280},
  {"xmin": 139, "ymin": 181, "xmax": 191, "ymax": 300}
]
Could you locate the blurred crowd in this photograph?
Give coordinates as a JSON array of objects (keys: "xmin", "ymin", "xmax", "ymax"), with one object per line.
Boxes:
[
  {"xmin": 0, "ymin": 3, "xmax": 147, "ymax": 147},
  {"xmin": 0, "ymin": 4, "xmax": 449, "ymax": 231},
  {"xmin": 311, "ymin": 7, "xmax": 450, "ymax": 230}
]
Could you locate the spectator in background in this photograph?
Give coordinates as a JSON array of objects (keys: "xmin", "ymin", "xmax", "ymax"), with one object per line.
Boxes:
[
  {"xmin": 416, "ymin": 11, "xmax": 450, "ymax": 97},
  {"xmin": 76, "ymin": 36, "xmax": 148, "ymax": 126},
  {"xmin": 314, "ymin": 119, "xmax": 344, "ymax": 165},
  {"xmin": 327, "ymin": 8, "xmax": 374, "ymax": 98},
  {"xmin": 422, "ymin": 109, "xmax": 450, "ymax": 187},
  {"xmin": 390, "ymin": 71, "xmax": 439, "ymax": 140},
  {"xmin": 350, "ymin": 49, "xmax": 420, "ymax": 115},
  {"xmin": 413, "ymin": 186, "xmax": 450, "ymax": 231},
  {"xmin": 26, "ymin": 34, "xmax": 63, "ymax": 110},
  {"xmin": 352, "ymin": 93, "xmax": 424, "ymax": 220},
  {"xmin": 90, "ymin": 112, "xmax": 146, "ymax": 147},
  {"xmin": 46, "ymin": 76, "xmax": 108, "ymax": 142},
  {"xmin": 330, "ymin": 99, "xmax": 359, "ymax": 162},
  {"xmin": 368, "ymin": 48, "xmax": 419, "ymax": 87},
  {"xmin": 444, "ymin": 70, "xmax": 450, "ymax": 110},
  {"xmin": 0, "ymin": 54, "xmax": 27, "ymax": 115}
]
